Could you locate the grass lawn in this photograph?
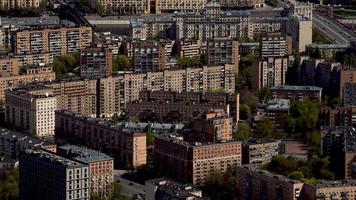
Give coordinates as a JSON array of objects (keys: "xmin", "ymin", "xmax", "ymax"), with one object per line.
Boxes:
[
  {"xmin": 334, "ymin": 9, "xmax": 356, "ymax": 16},
  {"xmin": 312, "ymin": 29, "xmax": 332, "ymax": 44}
]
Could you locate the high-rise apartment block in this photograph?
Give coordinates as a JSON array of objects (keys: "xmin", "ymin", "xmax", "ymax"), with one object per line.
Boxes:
[
  {"xmin": 340, "ymin": 68, "xmax": 356, "ymax": 100},
  {"xmin": 55, "ymin": 110, "xmax": 147, "ymax": 169},
  {"xmin": 154, "ymin": 134, "xmax": 242, "ymax": 186},
  {"xmin": 242, "ymin": 139, "xmax": 280, "ymax": 167},
  {"xmin": 287, "ymin": 15, "xmax": 312, "ymax": 53},
  {"xmin": 251, "ymin": 57, "xmax": 288, "ymax": 91},
  {"xmin": 5, "ymin": 86, "xmax": 57, "ymax": 137},
  {"xmin": 289, "ymin": 0, "xmax": 313, "ymax": 20},
  {"xmin": 19, "ymin": 150, "xmax": 90, "ymax": 200},
  {"xmin": 192, "ymin": 111, "xmax": 233, "ymax": 143},
  {"xmin": 260, "ymin": 32, "xmax": 292, "ymax": 58},
  {"xmin": 0, "ymin": 0, "xmax": 42, "ymax": 10},
  {"xmin": 57, "ymin": 145, "xmax": 114, "ymax": 198},
  {"xmin": 206, "ymin": 37, "xmax": 239, "ymax": 70},
  {"xmin": 176, "ymin": 39, "xmax": 201, "ymax": 59},
  {"xmin": 80, "ymin": 47, "xmax": 113, "ymax": 78},
  {"xmin": 271, "ymin": 85, "xmax": 322, "ymax": 102},
  {"xmin": 133, "ymin": 40, "xmax": 166, "ymax": 72},
  {"xmin": 12, "ymin": 26, "xmax": 92, "ymax": 55},
  {"xmin": 0, "ymin": 66, "xmax": 55, "ymax": 106}
]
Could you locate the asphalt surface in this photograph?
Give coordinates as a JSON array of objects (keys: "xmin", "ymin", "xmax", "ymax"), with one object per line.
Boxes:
[
  {"xmin": 114, "ymin": 173, "xmax": 145, "ymax": 199},
  {"xmin": 313, "ymin": 11, "xmax": 356, "ymax": 44}
]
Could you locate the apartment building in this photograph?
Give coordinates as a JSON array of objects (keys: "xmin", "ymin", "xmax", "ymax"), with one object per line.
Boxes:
[
  {"xmin": 80, "ymin": 47, "xmax": 113, "ymax": 78},
  {"xmin": 206, "ymin": 38, "xmax": 239, "ymax": 70},
  {"xmin": 0, "ymin": 0, "xmax": 42, "ymax": 10},
  {"xmin": 236, "ymin": 165, "xmax": 356, "ymax": 200},
  {"xmin": 289, "ymin": 0, "xmax": 313, "ymax": 20},
  {"xmin": 251, "ymin": 57, "xmax": 288, "ymax": 91},
  {"xmin": 130, "ymin": 16, "xmax": 176, "ymax": 40},
  {"xmin": 0, "ymin": 56, "xmax": 19, "ymax": 76},
  {"xmin": 92, "ymin": 0, "xmax": 150, "ymax": 16},
  {"xmin": 12, "ymin": 26, "xmax": 92, "ymax": 55},
  {"xmin": 138, "ymin": 90, "xmax": 240, "ymax": 122},
  {"xmin": 154, "ymin": 134, "xmax": 242, "ymax": 186},
  {"xmin": 145, "ymin": 178, "xmax": 205, "ymax": 200},
  {"xmin": 343, "ymin": 83, "xmax": 356, "ymax": 106},
  {"xmin": 0, "ymin": 127, "xmax": 56, "ymax": 160},
  {"xmin": 133, "ymin": 40, "xmax": 166, "ymax": 72},
  {"xmin": 57, "ymin": 145, "xmax": 114, "ymax": 198},
  {"xmin": 265, "ymin": 99, "xmax": 290, "ymax": 129},
  {"xmin": 271, "ymin": 85, "xmax": 322, "ymax": 102},
  {"xmin": 156, "ymin": 0, "xmax": 207, "ymax": 14},
  {"xmin": 19, "ymin": 150, "xmax": 90, "ymax": 200},
  {"xmin": 55, "ymin": 110, "xmax": 147, "ymax": 169},
  {"xmin": 320, "ymin": 106, "xmax": 356, "ymax": 127},
  {"xmin": 176, "ymin": 2, "xmax": 288, "ymax": 41},
  {"xmin": 287, "ymin": 15, "xmax": 312, "ymax": 53},
  {"xmin": 219, "ymin": 0, "xmax": 264, "ymax": 8},
  {"xmin": 340, "ymin": 68, "xmax": 356, "ymax": 100},
  {"xmin": 16, "ymin": 52, "xmax": 54, "ymax": 66},
  {"xmin": 260, "ymin": 32, "xmax": 292, "ymax": 58},
  {"xmin": 45, "ymin": 79, "xmax": 98, "ymax": 117},
  {"xmin": 0, "ymin": 66, "xmax": 55, "ymax": 106},
  {"xmin": 235, "ymin": 165, "xmax": 304, "ymax": 200},
  {"xmin": 176, "ymin": 39, "xmax": 201, "ymax": 59},
  {"xmin": 192, "ymin": 111, "xmax": 233, "ymax": 143},
  {"xmin": 242, "ymin": 139, "xmax": 280, "ymax": 167},
  {"xmin": 321, "ymin": 126, "xmax": 356, "ymax": 179},
  {"xmin": 5, "ymin": 86, "xmax": 57, "ymax": 137}
]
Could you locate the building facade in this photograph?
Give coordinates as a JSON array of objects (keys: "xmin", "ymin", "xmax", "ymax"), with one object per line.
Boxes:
[
  {"xmin": 242, "ymin": 139, "xmax": 280, "ymax": 167},
  {"xmin": 5, "ymin": 86, "xmax": 57, "ymax": 137},
  {"xmin": 271, "ymin": 85, "xmax": 322, "ymax": 102},
  {"xmin": 92, "ymin": 0, "xmax": 150, "ymax": 15},
  {"xmin": 287, "ymin": 15, "xmax": 312, "ymax": 53},
  {"xmin": 12, "ymin": 26, "xmax": 92, "ymax": 55},
  {"xmin": 0, "ymin": 0, "xmax": 42, "ymax": 10},
  {"xmin": 80, "ymin": 47, "xmax": 113, "ymax": 78},
  {"xmin": 57, "ymin": 145, "xmax": 114, "ymax": 198},
  {"xmin": 154, "ymin": 135, "xmax": 242, "ymax": 186},
  {"xmin": 19, "ymin": 150, "xmax": 90, "ymax": 200},
  {"xmin": 133, "ymin": 40, "xmax": 166, "ymax": 72},
  {"xmin": 206, "ymin": 37, "xmax": 239, "ymax": 70},
  {"xmin": 55, "ymin": 110, "xmax": 147, "ymax": 169},
  {"xmin": 260, "ymin": 32, "xmax": 292, "ymax": 58},
  {"xmin": 156, "ymin": 0, "xmax": 207, "ymax": 14}
]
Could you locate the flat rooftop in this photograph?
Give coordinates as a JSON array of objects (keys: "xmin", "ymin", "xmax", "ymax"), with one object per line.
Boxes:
[
  {"xmin": 58, "ymin": 145, "xmax": 113, "ymax": 163},
  {"xmin": 25, "ymin": 149, "xmax": 86, "ymax": 168},
  {"xmin": 271, "ymin": 85, "xmax": 322, "ymax": 91}
]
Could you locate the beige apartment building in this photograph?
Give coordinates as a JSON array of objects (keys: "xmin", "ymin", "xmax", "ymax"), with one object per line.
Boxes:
[
  {"xmin": 0, "ymin": 0, "xmax": 42, "ymax": 10},
  {"xmin": 92, "ymin": 0, "xmax": 150, "ymax": 15},
  {"xmin": 55, "ymin": 110, "xmax": 147, "ymax": 169},
  {"xmin": 219, "ymin": 0, "xmax": 264, "ymax": 8},
  {"xmin": 242, "ymin": 139, "xmax": 280, "ymax": 167},
  {"xmin": 154, "ymin": 134, "xmax": 242, "ymax": 186},
  {"xmin": 252, "ymin": 57, "xmax": 289, "ymax": 92},
  {"xmin": 287, "ymin": 15, "xmax": 312, "ymax": 53},
  {"xmin": 12, "ymin": 26, "xmax": 92, "ymax": 55},
  {"xmin": 0, "ymin": 57, "xmax": 19, "ymax": 76},
  {"xmin": 5, "ymin": 86, "xmax": 57, "ymax": 137},
  {"xmin": 156, "ymin": 0, "xmax": 207, "ymax": 14},
  {"xmin": 0, "ymin": 66, "xmax": 55, "ymax": 106},
  {"xmin": 16, "ymin": 53, "xmax": 54, "ymax": 66}
]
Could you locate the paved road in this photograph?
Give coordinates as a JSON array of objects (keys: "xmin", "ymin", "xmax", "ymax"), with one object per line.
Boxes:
[
  {"xmin": 114, "ymin": 174, "xmax": 145, "ymax": 199},
  {"xmin": 313, "ymin": 11, "xmax": 356, "ymax": 44}
]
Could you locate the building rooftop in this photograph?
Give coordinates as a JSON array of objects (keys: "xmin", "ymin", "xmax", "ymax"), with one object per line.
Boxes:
[
  {"xmin": 266, "ymin": 99, "xmax": 290, "ymax": 111},
  {"xmin": 306, "ymin": 43, "xmax": 350, "ymax": 49},
  {"xmin": 6, "ymin": 85, "xmax": 55, "ymax": 99},
  {"xmin": 271, "ymin": 85, "xmax": 322, "ymax": 91},
  {"xmin": 312, "ymin": 180, "xmax": 356, "ymax": 188},
  {"xmin": 0, "ymin": 127, "xmax": 52, "ymax": 149},
  {"xmin": 147, "ymin": 178, "xmax": 205, "ymax": 199},
  {"xmin": 25, "ymin": 149, "xmax": 86, "ymax": 168},
  {"xmin": 58, "ymin": 145, "xmax": 113, "ymax": 164}
]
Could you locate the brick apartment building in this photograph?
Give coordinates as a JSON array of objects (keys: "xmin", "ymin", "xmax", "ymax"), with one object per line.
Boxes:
[
  {"xmin": 271, "ymin": 85, "xmax": 322, "ymax": 102},
  {"xmin": 154, "ymin": 134, "xmax": 242, "ymax": 186},
  {"xmin": 80, "ymin": 47, "xmax": 113, "ymax": 78},
  {"xmin": 242, "ymin": 139, "xmax": 280, "ymax": 167},
  {"xmin": 55, "ymin": 110, "xmax": 147, "ymax": 169}
]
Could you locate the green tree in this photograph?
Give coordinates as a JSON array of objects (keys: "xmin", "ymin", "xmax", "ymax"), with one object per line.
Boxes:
[
  {"xmin": 287, "ymin": 171, "xmax": 304, "ymax": 180},
  {"xmin": 113, "ymin": 55, "xmax": 130, "ymax": 72},
  {"xmin": 146, "ymin": 132, "xmax": 155, "ymax": 145},
  {"xmin": 310, "ymin": 47, "xmax": 322, "ymax": 59},
  {"xmin": 239, "ymin": 104, "xmax": 251, "ymax": 120},
  {"xmin": 0, "ymin": 169, "xmax": 19, "ymax": 200},
  {"xmin": 111, "ymin": 114, "xmax": 120, "ymax": 124},
  {"xmin": 52, "ymin": 54, "xmax": 78, "ymax": 80},
  {"xmin": 176, "ymin": 56, "xmax": 200, "ymax": 68},
  {"xmin": 254, "ymin": 119, "xmax": 276, "ymax": 139},
  {"xmin": 236, "ymin": 122, "xmax": 251, "ymax": 140},
  {"xmin": 258, "ymin": 87, "xmax": 272, "ymax": 101}
]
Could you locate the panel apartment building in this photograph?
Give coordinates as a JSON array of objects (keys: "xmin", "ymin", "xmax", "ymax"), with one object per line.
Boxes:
[
  {"xmin": 12, "ymin": 26, "xmax": 92, "ymax": 55},
  {"xmin": 55, "ymin": 110, "xmax": 147, "ymax": 169}
]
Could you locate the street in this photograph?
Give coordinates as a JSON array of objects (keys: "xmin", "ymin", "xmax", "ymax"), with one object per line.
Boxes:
[{"xmin": 114, "ymin": 170, "xmax": 145, "ymax": 199}]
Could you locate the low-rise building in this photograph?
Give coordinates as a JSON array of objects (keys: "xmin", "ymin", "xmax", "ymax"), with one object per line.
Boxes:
[
  {"xmin": 279, "ymin": 140, "xmax": 311, "ymax": 160},
  {"xmin": 55, "ymin": 110, "xmax": 147, "ymax": 169},
  {"xmin": 265, "ymin": 99, "xmax": 290, "ymax": 129},
  {"xmin": 242, "ymin": 139, "xmax": 280, "ymax": 167},
  {"xmin": 5, "ymin": 86, "xmax": 57, "ymax": 137},
  {"xmin": 154, "ymin": 134, "xmax": 242, "ymax": 186},
  {"xmin": 145, "ymin": 178, "xmax": 205, "ymax": 200},
  {"xmin": 271, "ymin": 85, "xmax": 322, "ymax": 102},
  {"xmin": 57, "ymin": 145, "xmax": 114, "ymax": 198}
]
